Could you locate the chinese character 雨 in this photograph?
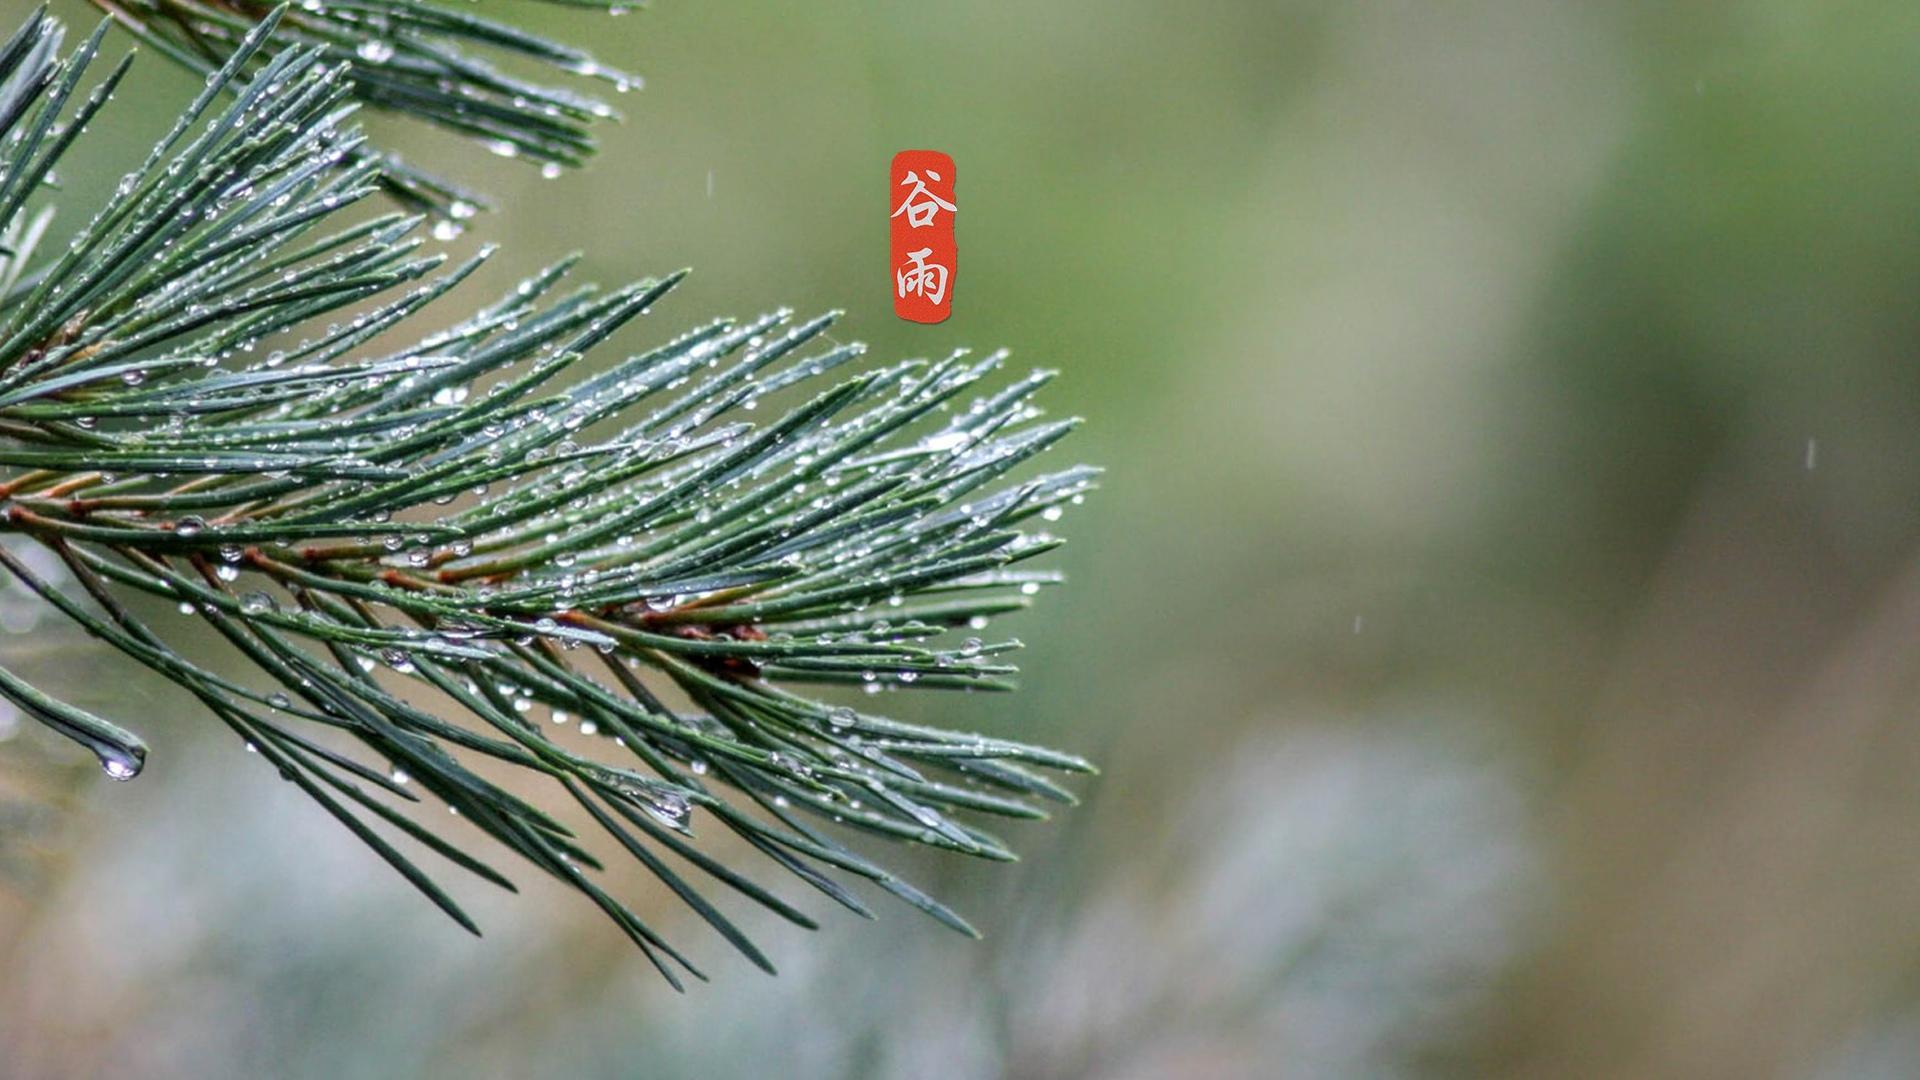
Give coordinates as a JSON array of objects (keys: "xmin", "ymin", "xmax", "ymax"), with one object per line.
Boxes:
[
  {"xmin": 891, "ymin": 169, "xmax": 956, "ymax": 229},
  {"xmin": 896, "ymin": 247, "xmax": 949, "ymax": 305}
]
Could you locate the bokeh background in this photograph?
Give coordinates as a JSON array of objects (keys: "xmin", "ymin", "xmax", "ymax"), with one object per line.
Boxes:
[{"xmin": 8, "ymin": 0, "xmax": 1920, "ymax": 1076}]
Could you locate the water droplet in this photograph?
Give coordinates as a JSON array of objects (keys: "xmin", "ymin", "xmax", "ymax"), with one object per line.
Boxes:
[
  {"xmin": 98, "ymin": 743, "xmax": 144, "ymax": 781},
  {"xmin": 643, "ymin": 790, "xmax": 688, "ymax": 827}
]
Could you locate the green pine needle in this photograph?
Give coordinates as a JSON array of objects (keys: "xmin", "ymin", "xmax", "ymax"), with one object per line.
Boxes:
[
  {"xmin": 0, "ymin": 9, "xmax": 1095, "ymax": 978},
  {"xmin": 86, "ymin": 0, "xmax": 644, "ymax": 213}
]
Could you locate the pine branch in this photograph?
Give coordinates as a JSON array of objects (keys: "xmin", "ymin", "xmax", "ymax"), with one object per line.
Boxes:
[
  {"xmin": 0, "ymin": 10, "xmax": 1095, "ymax": 978},
  {"xmin": 82, "ymin": 0, "xmax": 642, "ymax": 214}
]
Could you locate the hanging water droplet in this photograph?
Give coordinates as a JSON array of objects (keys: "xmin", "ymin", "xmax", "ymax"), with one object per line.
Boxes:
[{"xmin": 239, "ymin": 591, "xmax": 274, "ymax": 614}]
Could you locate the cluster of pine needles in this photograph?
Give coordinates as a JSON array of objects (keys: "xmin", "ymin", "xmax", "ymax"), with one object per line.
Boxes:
[{"xmin": 0, "ymin": 4, "xmax": 1093, "ymax": 982}]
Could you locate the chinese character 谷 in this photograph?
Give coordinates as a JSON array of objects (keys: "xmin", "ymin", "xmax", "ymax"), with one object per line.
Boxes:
[
  {"xmin": 896, "ymin": 247, "xmax": 949, "ymax": 306},
  {"xmin": 891, "ymin": 169, "xmax": 956, "ymax": 230}
]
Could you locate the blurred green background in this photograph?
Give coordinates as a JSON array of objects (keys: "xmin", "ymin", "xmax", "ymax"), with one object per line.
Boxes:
[{"xmin": 13, "ymin": 0, "xmax": 1920, "ymax": 1076}]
